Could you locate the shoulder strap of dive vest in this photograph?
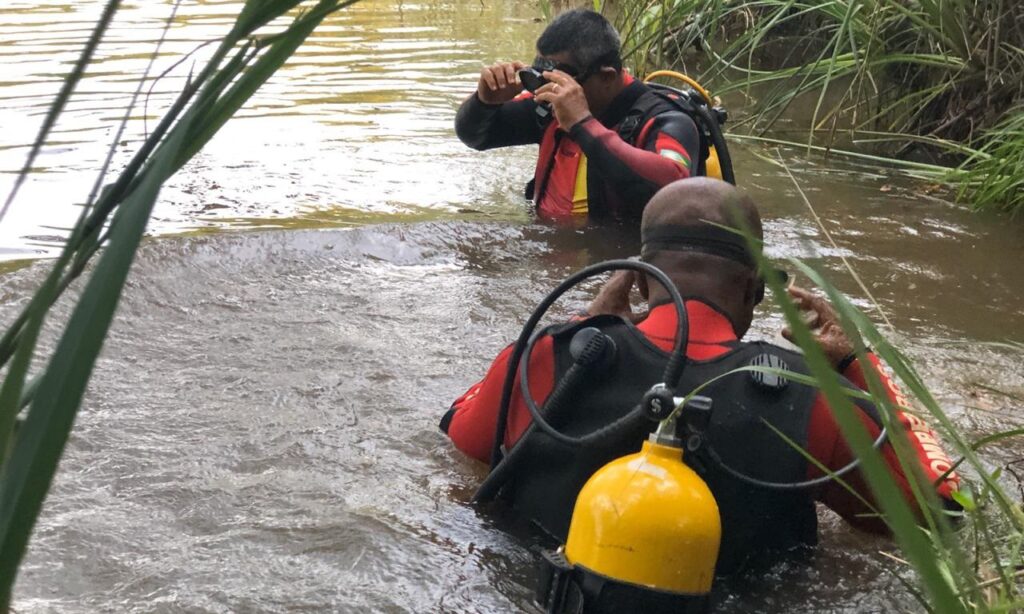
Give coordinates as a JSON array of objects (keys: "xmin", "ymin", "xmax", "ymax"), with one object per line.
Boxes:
[
  {"xmin": 545, "ymin": 314, "xmax": 628, "ymax": 341},
  {"xmin": 617, "ymin": 84, "xmax": 712, "ymax": 176}
]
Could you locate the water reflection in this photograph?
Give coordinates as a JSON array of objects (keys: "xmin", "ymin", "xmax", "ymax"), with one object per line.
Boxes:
[{"xmin": 0, "ymin": 0, "xmax": 543, "ymax": 257}]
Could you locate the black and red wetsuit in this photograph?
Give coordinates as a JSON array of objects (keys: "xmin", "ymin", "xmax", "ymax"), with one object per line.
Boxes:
[
  {"xmin": 455, "ymin": 74, "xmax": 700, "ymax": 220},
  {"xmin": 441, "ymin": 300, "xmax": 960, "ymax": 568}
]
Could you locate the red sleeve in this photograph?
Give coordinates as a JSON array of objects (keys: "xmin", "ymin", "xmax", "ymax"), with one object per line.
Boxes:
[
  {"xmin": 637, "ymin": 113, "xmax": 701, "ymax": 174},
  {"xmin": 805, "ymin": 354, "xmax": 960, "ymax": 532},
  {"xmin": 567, "ymin": 116, "xmax": 693, "ymax": 216},
  {"xmin": 444, "ymin": 337, "xmax": 557, "ymax": 463},
  {"xmin": 571, "ymin": 116, "xmax": 693, "ymax": 184}
]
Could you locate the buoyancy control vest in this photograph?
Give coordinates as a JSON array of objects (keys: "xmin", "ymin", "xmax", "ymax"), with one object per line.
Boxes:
[
  {"xmin": 502, "ymin": 314, "xmax": 820, "ymax": 574},
  {"xmin": 528, "ymin": 80, "xmax": 646, "ymax": 218},
  {"xmin": 527, "ymin": 80, "xmax": 727, "ymax": 219}
]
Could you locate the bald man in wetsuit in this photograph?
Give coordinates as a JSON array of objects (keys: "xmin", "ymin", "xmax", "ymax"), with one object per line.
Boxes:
[
  {"xmin": 441, "ymin": 178, "xmax": 960, "ymax": 575},
  {"xmin": 455, "ymin": 9, "xmax": 703, "ymax": 221}
]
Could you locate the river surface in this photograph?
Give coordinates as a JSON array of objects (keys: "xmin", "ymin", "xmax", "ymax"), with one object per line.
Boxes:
[{"xmin": 1, "ymin": 0, "xmax": 1023, "ymax": 612}]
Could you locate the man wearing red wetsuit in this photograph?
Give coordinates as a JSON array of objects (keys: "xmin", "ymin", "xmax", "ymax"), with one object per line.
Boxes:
[
  {"xmin": 440, "ymin": 178, "xmax": 960, "ymax": 573},
  {"xmin": 455, "ymin": 9, "xmax": 701, "ymax": 221}
]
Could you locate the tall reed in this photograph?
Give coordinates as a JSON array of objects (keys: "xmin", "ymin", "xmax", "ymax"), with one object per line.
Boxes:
[
  {"xmin": 734, "ymin": 162, "xmax": 1024, "ymax": 611},
  {"xmin": 607, "ymin": 0, "xmax": 1024, "ymax": 215},
  {"xmin": 0, "ymin": 0, "xmax": 357, "ymax": 606},
  {"xmin": 949, "ymin": 109, "xmax": 1024, "ymax": 217},
  {"xmin": 760, "ymin": 260, "xmax": 1023, "ymax": 612}
]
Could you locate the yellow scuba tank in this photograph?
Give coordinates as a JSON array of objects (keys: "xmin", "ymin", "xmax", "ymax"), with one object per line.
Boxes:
[
  {"xmin": 537, "ymin": 398, "xmax": 721, "ymax": 613},
  {"xmin": 704, "ymin": 146, "xmax": 722, "ymax": 181},
  {"xmin": 564, "ymin": 436, "xmax": 721, "ymax": 595},
  {"xmin": 643, "ymin": 70, "xmax": 730, "ymax": 184}
]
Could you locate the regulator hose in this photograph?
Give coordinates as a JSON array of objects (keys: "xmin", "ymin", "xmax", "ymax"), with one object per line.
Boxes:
[
  {"xmin": 694, "ymin": 103, "xmax": 735, "ymax": 186},
  {"xmin": 700, "ymin": 423, "xmax": 889, "ymax": 491},
  {"xmin": 477, "ymin": 260, "xmax": 688, "ymax": 499}
]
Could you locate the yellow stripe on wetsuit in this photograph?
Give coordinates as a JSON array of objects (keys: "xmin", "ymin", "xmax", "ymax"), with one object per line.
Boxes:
[
  {"xmin": 572, "ymin": 154, "xmax": 588, "ymax": 215},
  {"xmin": 569, "ymin": 147, "xmax": 692, "ymax": 215}
]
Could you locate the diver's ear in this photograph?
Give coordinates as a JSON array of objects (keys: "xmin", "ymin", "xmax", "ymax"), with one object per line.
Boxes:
[
  {"xmin": 637, "ymin": 272, "xmax": 650, "ymax": 301},
  {"xmin": 745, "ymin": 271, "xmax": 764, "ymax": 307}
]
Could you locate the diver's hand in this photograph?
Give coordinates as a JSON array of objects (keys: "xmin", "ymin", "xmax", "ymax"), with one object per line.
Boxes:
[
  {"xmin": 534, "ymin": 70, "xmax": 591, "ymax": 130},
  {"xmin": 476, "ymin": 61, "xmax": 526, "ymax": 105},
  {"xmin": 587, "ymin": 271, "xmax": 645, "ymax": 322},
  {"xmin": 782, "ymin": 285, "xmax": 855, "ymax": 369}
]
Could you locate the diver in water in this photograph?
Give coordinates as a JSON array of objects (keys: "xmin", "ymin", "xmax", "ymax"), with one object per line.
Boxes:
[
  {"xmin": 440, "ymin": 178, "xmax": 960, "ymax": 577},
  {"xmin": 455, "ymin": 9, "xmax": 719, "ymax": 222}
]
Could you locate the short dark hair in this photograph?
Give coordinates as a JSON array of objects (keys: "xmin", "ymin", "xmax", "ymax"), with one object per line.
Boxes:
[{"xmin": 536, "ymin": 9, "xmax": 622, "ymax": 73}]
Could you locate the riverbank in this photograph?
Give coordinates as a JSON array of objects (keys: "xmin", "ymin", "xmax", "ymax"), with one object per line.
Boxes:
[{"xmin": 610, "ymin": 0, "xmax": 1024, "ymax": 216}]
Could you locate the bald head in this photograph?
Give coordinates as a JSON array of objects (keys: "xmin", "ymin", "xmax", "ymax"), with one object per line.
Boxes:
[
  {"xmin": 641, "ymin": 177, "xmax": 762, "ymax": 241},
  {"xmin": 638, "ymin": 178, "xmax": 764, "ymax": 337}
]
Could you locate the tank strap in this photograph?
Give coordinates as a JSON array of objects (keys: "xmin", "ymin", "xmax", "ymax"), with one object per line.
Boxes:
[
  {"xmin": 536, "ymin": 548, "xmax": 712, "ymax": 614},
  {"xmin": 616, "ymin": 95, "xmax": 662, "ymax": 144},
  {"xmin": 536, "ymin": 549, "xmax": 584, "ymax": 614}
]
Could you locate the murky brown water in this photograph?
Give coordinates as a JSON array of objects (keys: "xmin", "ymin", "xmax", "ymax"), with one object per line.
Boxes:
[
  {"xmin": 1, "ymin": 1, "xmax": 1023, "ymax": 612},
  {"xmin": 0, "ymin": 0, "xmax": 539, "ymax": 259}
]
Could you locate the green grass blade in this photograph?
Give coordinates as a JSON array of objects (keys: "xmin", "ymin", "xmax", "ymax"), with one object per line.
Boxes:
[
  {"xmin": 0, "ymin": 0, "xmax": 122, "ymax": 223},
  {"xmin": 235, "ymin": 0, "xmax": 306, "ymax": 38},
  {"xmin": 730, "ymin": 134, "xmax": 949, "ymax": 174},
  {"xmin": 176, "ymin": 0, "xmax": 357, "ymax": 169},
  {"xmin": 0, "ymin": 118, "xmax": 191, "ymax": 608},
  {"xmin": 0, "ymin": 117, "xmax": 192, "ymax": 605},
  {"xmin": 778, "ymin": 263, "xmax": 962, "ymax": 612},
  {"xmin": 86, "ymin": 0, "xmax": 183, "ymax": 210},
  {"xmin": 0, "ymin": 293, "xmax": 53, "ymax": 463},
  {"xmin": 0, "ymin": 1, "xmax": 366, "ymax": 603}
]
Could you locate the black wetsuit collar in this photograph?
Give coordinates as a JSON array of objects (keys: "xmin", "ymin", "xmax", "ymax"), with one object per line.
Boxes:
[{"xmin": 597, "ymin": 79, "xmax": 648, "ymax": 128}]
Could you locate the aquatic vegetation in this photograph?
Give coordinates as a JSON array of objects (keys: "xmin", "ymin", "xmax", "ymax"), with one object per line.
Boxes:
[
  {"xmin": 0, "ymin": 0, "xmax": 357, "ymax": 606},
  {"xmin": 949, "ymin": 109, "xmax": 1024, "ymax": 217},
  {"xmin": 0, "ymin": 0, "xmax": 1017, "ymax": 610},
  {"xmin": 731, "ymin": 166, "xmax": 1024, "ymax": 612},
  {"xmin": 605, "ymin": 0, "xmax": 1024, "ymax": 215},
  {"xmin": 764, "ymin": 262, "xmax": 1024, "ymax": 612}
]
